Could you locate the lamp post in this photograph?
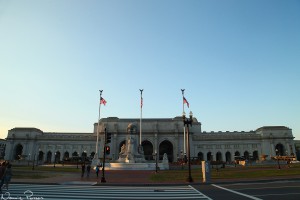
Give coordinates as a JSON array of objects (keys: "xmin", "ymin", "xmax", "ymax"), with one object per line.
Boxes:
[
  {"xmin": 101, "ymin": 128, "xmax": 107, "ymax": 183},
  {"xmin": 155, "ymin": 150, "xmax": 158, "ymax": 173},
  {"xmin": 249, "ymin": 153, "xmax": 252, "ymax": 166},
  {"xmin": 28, "ymin": 153, "xmax": 31, "ymax": 166},
  {"xmin": 180, "ymin": 150, "xmax": 184, "ymax": 169},
  {"xmin": 32, "ymin": 153, "xmax": 36, "ymax": 170},
  {"xmin": 54, "ymin": 152, "xmax": 56, "ymax": 168},
  {"xmin": 276, "ymin": 149, "xmax": 281, "ymax": 170},
  {"xmin": 37, "ymin": 149, "xmax": 41, "ymax": 166},
  {"xmin": 182, "ymin": 111, "xmax": 194, "ymax": 183}
]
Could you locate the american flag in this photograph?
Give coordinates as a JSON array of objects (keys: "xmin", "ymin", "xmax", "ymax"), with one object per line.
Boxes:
[
  {"xmin": 100, "ymin": 97, "xmax": 107, "ymax": 106},
  {"xmin": 183, "ymin": 97, "xmax": 189, "ymax": 108}
]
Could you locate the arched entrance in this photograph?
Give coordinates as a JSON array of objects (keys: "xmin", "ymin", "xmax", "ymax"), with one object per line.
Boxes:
[
  {"xmin": 225, "ymin": 152, "xmax": 231, "ymax": 163},
  {"xmin": 275, "ymin": 143, "xmax": 284, "ymax": 156},
  {"xmin": 38, "ymin": 151, "xmax": 44, "ymax": 162},
  {"xmin": 244, "ymin": 151, "xmax": 249, "ymax": 160},
  {"xmin": 207, "ymin": 152, "xmax": 212, "ymax": 161},
  {"xmin": 198, "ymin": 152, "xmax": 204, "ymax": 161},
  {"xmin": 159, "ymin": 140, "xmax": 173, "ymax": 162},
  {"xmin": 46, "ymin": 151, "xmax": 52, "ymax": 163},
  {"xmin": 55, "ymin": 151, "xmax": 61, "ymax": 162},
  {"xmin": 14, "ymin": 144, "xmax": 23, "ymax": 160},
  {"xmin": 63, "ymin": 151, "xmax": 69, "ymax": 161},
  {"xmin": 234, "ymin": 151, "xmax": 240, "ymax": 157},
  {"xmin": 253, "ymin": 150, "xmax": 259, "ymax": 160},
  {"xmin": 216, "ymin": 152, "xmax": 222, "ymax": 161},
  {"xmin": 141, "ymin": 140, "xmax": 153, "ymax": 160}
]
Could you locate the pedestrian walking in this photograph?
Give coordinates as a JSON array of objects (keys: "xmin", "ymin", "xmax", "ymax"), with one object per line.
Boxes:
[
  {"xmin": 86, "ymin": 164, "xmax": 91, "ymax": 177},
  {"xmin": 95, "ymin": 165, "xmax": 99, "ymax": 178},
  {"xmin": 0, "ymin": 162, "xmax": 7, "ymax": 193},
  {"xmin": 1, "ymin": 163, "xmax": 12, "ymax": 191},
  {"xmin": 81, "ymin": 163, "xmax": 85, "ymax": 177},
  {"xmin": 0, "ymin": 162, "xmax": 6, "ymax": 181}
]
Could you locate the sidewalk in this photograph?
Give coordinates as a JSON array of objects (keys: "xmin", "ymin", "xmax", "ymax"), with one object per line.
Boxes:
[
  {"xmin": 12, "ymin": 170, "xmax": 159, "ymax": 185},
  {"xmin": 11, "ymin": 169, "xmax": 300, "ymax": 186}
]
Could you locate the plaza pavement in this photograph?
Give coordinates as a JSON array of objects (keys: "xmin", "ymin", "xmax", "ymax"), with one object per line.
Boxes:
[{"xmin": 11, "ymin": 168, "xmax": 300, "ymax": 186}]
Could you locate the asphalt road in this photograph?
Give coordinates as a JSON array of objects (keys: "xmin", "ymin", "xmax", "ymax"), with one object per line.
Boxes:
[{"xmin": 194, "ymin": 179, "xmax": 300, "ymax": 200}]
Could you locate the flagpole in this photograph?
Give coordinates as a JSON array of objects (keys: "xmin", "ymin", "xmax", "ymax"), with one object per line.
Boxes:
[
  {"xmin": 139, "ymin": 89, "xmax": 143, "ymax": 146},
  {"xmin": 181, "ymin": 89, "xmax": 186, "ymax": 156},
  {"xmin": 95, "ymin": 90, "xmax": 103, "ymax": 160}
]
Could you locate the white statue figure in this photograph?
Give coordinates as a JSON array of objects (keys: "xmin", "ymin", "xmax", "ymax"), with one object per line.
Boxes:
[{"xmin": 120, "ymin": 144, "xmax": 126, "ymax": 155}]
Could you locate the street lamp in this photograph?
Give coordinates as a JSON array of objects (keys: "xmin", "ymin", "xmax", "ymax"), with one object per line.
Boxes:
[
  {"xmin": 32, "ymin": 153, "xmax": 36, "ymax": 170},
  {"xmin": 182, "ymin": 111, "xmax": 194, "ymax": 183},
  {"xmin": 28, "ymin": 153, "xmax": 31, "ymax": 166},
  {"xmin": 180, "ymin": 150, "xmax": 184, "ymax": 169},
  {"xmin": 153, "ymin": 150, "xmax": 158, "ymax": 173},
  {"xmin": 249, "ymin": 153, "xmax": 252, "ymax": 166},
  {"xmin": 54, "ymin": 152, "xmax": 56, "ymax": 168},
  {"xmin": 276, "ymin": 149, "xmax": 281, "ymax": 170}
]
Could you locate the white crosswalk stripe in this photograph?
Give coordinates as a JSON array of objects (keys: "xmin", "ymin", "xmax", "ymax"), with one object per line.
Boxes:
[{"xmin": 2, "ymin": 184, "xmax": 212, "ymax": 200}]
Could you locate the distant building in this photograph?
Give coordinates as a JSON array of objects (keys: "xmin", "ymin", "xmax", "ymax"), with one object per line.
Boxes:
[
  {"xmin": 295, "ymin": 140, "xmax": 300, "ymax": 160},
  {"xmin": 3, "ymin": 117, "xmax": 297, "ymax": 163},
  {"xmin": 0, "ymin": 139, "xmax": 6, "ymax": 159}
]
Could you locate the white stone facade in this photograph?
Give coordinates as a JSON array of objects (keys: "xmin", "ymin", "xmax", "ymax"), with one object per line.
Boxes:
[{"xmin": 3, "ymin": 116, "xmax": 296, "ymax": 163}]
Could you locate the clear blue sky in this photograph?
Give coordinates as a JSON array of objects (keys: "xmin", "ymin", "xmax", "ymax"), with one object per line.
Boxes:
[{"xmin": 1, "ymin": 0, "xmax": 299, "ymax": 140}]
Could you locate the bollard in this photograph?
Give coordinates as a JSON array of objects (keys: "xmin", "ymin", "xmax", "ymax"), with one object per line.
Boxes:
[{"xmin": 202, "ymin": 161, "xmax": 211, "ymax": 183}]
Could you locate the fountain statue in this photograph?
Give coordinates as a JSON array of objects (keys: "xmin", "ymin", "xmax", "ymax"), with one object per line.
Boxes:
[
  {"xmin": 104, "ymin": 123, "xmax": 169, "ymax": 170},
  {"xmin": 117, "ymin": 123, "xmax": 146, "ymax": 163}
]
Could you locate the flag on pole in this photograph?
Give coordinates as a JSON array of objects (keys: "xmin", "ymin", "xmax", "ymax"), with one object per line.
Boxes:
[
  {"xmin": 141, "ymin": 97, "xmax": 143, "ymax": 108},
  {"xmin": 183, "ymin": 97, "xmax": 189, "ymax": 108},
  {"xmin": 100, "ymin": 97, "xmax": 107, "ymax": 105}
]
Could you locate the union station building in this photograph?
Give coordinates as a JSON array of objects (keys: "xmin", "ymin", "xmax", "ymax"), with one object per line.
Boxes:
[{"xmin": 3, "ymin": 116, "xmax": 297, "ymax": 164}]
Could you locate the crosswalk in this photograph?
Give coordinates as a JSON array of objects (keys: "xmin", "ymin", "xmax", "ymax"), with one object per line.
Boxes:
[{"xmin": 2, "ymin": 184, "xmax": 212, "ymax": 200}]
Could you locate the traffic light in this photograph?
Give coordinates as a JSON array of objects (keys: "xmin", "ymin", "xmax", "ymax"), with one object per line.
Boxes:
[
  {"xmin": 106, "ymin": 132, "xmax": 112, "ymax": 144},
  {"xmin": 105, "ymin": 146, "xmax": 110, "ymax": 155}
]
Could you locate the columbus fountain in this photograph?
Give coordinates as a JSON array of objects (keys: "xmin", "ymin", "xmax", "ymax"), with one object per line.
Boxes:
[{"xmin": 103, "ymin": 123, "xmax": 169, "ymax": 170}]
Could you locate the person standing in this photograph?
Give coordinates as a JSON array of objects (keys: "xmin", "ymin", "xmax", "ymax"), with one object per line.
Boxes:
[
  {"xmin": 0, "ymin": 162, "xmax": 6, "ymax": 193},
  {"xmin": 86, "ymin": 164, "xmax": 91, "ymax": 178},
  {"xmin": 95, "ymin": 165, "xmax": 99, "ymax": 178},
  {"xmin": 2, "ymin": 163, "xmax": 12, "ymax": 191},
  {"xmin": 0, "ymin": 162, "xmax": 6, "ymax": 181},
  {"xmin": 81, "ymin": 163, "xmax": 85, "ymax": 177}
]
